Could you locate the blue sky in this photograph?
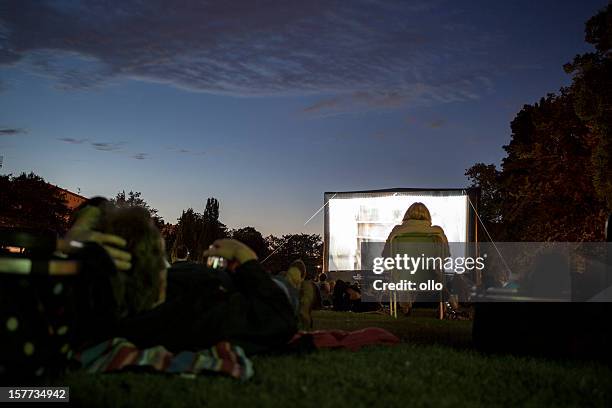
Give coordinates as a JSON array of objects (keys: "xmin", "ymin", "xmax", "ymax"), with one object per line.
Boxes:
[{"xmin": 0, "ymin": 0, "xmax": 607, "ymax": 235}]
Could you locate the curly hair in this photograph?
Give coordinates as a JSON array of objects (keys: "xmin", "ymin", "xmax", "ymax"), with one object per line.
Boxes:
[{"xmin": 99, "ymin": 204, "xmax": 166, "ymax": 317}]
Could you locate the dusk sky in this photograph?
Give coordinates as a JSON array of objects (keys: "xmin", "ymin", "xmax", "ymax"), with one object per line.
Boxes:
[{"xmin": 0, "ymin": 0, "xmax": 607, "ymax": 235}]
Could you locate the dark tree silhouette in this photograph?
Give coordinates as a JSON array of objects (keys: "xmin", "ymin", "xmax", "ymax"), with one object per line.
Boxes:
[
  {"xmin": 465, "ymin": 163, "xmax": 502, "ymax": 228},
  {"xmin": 264, "ymin": 233, "xmax": 323, "ymax": 276},
  {"xmin": 111, "ymin": 190, "xmax": 165, "ymax": 229},
  {"xmin": 230, "ymin": 226, "xmax": 269, "ymax": 259},
  {"xmin": 466, "ymin": 5, "xmax": 611, "ymax": 241},
  {"xmin": 564, "ymin": 3, "xmax": 612, "ymax": 210},
  {"xmin": 0, "ymin": 172, "xmax": 70, "ymax": 234},
  {"xmin": 171, "ymin": 198, "xmax": 227, "ymax": 262}
]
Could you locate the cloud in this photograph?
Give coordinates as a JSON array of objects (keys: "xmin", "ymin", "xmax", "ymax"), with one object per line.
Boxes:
[
  {"xmin": 302, "ymin": 91, "xmax": 411, "ymax": 115},
  {"xmin": 302, "ymin": 98, "xmax": 342, "ymax": 114},
  {"xmin": 167, "ymin": 147, "xmax": 206, "ymax": 156},
  {"xmin": 1, "ymin": 1, "xmax": 502, "ymax": 113},
  {"xmin": 57, "ymin": 137, "xmax": 149, "ymax": 159},
  {"xmin": 58, "ymin": 137, "xmax": 87, "ymax": 144},
  {"xmin": 0, "ymin": 127, "xmax": 27, "ymax": 136},
  {"xmin": 58, "ymin": 137, "xmax": 124, "ymax": 151},
  {"xmin": 91, "ymin": 141, "xmax": 124, "ymax": 152}
]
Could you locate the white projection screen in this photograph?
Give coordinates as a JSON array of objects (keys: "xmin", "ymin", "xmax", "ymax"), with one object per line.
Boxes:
[{"xmin": 323, "ymin": 189, "xmax": 478, "ymax": 273}]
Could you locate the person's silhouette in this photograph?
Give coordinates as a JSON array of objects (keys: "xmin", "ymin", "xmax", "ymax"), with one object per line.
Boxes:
[{"xmin": 382, "ymin": 202, "xmax": 449, "ymax": 257}]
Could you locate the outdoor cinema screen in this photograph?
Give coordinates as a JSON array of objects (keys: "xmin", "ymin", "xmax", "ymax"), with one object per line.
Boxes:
[{"xmin": 324, "ymin": 189, "xmax": 475, "ymax": 272}]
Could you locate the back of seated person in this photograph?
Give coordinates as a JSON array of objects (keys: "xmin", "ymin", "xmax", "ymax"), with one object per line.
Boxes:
[
  {"xmin": 317, "ymin": 273, "xmax": 332, "ymax": 307},
  {"xmin": 332, "ymin": 280, "xmax": 351, "ymax": 311},
  {"xmin": 170, "ymin": 244, "xmax": 192, "ymax": 266}
]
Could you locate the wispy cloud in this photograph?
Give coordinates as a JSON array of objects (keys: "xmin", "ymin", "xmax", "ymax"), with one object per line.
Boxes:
[
  {"xmin": 167, "ymin": 147, "xmax": 206, "ymax": 156},
  {"xmin": 302, "ymin": 98, "xmax": 342, "ymax": 114},
  {"xmin": 302, "ymin": 92, "xmax": 411, "ymax": 115},
  {"xmin": 91, "ymin": 141, "xmax": 124, "ymax": 152},
  {"xmin": 57, "ymin": 136, "xmax": 150, "ymax": 159},
  {"xmin": 58, "ymin": 137, "xmax": 124, "ymax": 151},
  {"xmin": 1, "ymin": 0, "xmax": 503, "ymax": 114},
  {"xmin": 58, "ymin": 137, "xmax": 87, "ymax": 144},
  {"xmin": 0, "ymin": 127, "xmax": 27, "ymax": 136}
]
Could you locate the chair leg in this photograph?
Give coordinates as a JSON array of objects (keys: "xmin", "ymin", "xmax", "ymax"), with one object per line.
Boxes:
[
  {"xmin": 394, "ymin": 292, "xmax": 398, "ymax": 318},
  {"xmin": 390, "ymin": 292, "xmax": 398, "ymax": 318}
]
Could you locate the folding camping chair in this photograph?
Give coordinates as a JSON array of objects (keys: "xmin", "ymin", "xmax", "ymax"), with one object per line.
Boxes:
[{"xmin": 389, "ymin": 232, "xmax": 447, "ymax": 319}]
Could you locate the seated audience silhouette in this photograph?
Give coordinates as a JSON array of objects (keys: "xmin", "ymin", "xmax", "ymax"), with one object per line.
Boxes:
[
  {"xmin": 382, "ymin": 202, "xmax": 449, "ymax": 256},
  {"xmin": 171, "ymin": 244, "xmax": 190, "ymax": 264},
  {"xmin": 382, "ymin": 202, "xmax": 450, "ymax": 317}
]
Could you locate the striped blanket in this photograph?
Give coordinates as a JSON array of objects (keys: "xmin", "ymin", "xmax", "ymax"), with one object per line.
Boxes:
[
  {"xmin": 72, "ymin": 328, "xmax": 398, "ymax": 381},
  {"xmin": 72, "ymin": 338, "xmax": 254, "ymax": 380}
]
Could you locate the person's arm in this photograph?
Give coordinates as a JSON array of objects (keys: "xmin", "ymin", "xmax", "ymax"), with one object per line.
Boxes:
[
  {"xmin": 203, "ymin": 238, "xmax": 257, "ymax": 264},
  {"xmin": 202, "ymin": 239, "xmax": 297, "ymax": 350},
  {"xmin": 58, "ymin": 205, "xmax": 132, "ymax": 271},
  {"xmin": 202, "ymin": 239, "xmax": 278, "ymax": 295},
  {"xmin": 232, "ymin": 259, "xmax": 282, "ymax": 296}
]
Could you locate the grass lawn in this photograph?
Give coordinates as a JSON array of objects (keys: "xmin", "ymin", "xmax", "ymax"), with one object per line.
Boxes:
[{"xmin": 61, "ymin": 310, "xmax": 612, "ymax": 408}]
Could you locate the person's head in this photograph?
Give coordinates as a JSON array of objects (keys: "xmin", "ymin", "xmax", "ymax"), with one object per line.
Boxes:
[
  {"xmin": 98, "ymin": 204, "xmax": 168, "ymax": 317},
  {"xmin": 333, "ymin": 279, "xmax": 347, "ymax": 295},
  {"xmin": 69, "ymin": 196, "xmax": 110, "ymax": 228},
  {"xmin": 319, "ymin": 272, "xmax": 327, "ymax": 282},
  {"xmin": 346, "ymin": 286, "xmax": 361, "ymax": 301},
  {"xmin": 403, "ymin": 202, "xmax": 432, "ymax": 223},
  {"xmin": 172, "ymin": 244, "xmax": 189, "ymax": 262},
  {"xmin": 286, "ymin": 259, "xmax": 307, "ymax": 289},
  {"xmin": 289, "ymin": 259, "xmax": 306, "ymax": 279}
]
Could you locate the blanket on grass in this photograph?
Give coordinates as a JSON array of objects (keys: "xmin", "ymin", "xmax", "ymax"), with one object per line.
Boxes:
[
  {"xmin": 289, "ymin": 327, "xmax": 400, "ymax": 351},
  {"xmin": 72, "ymin": 327, "xmax": 397, "ymax": 380},
  {"xmin": 72, "ymin": 338, "xmax": 254, "ymax": 380}
]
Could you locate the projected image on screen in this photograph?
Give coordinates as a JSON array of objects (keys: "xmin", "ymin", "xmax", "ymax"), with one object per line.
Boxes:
[{"xmin": 325, "ymin": 190, "xmax": 470, "ymax": 271}]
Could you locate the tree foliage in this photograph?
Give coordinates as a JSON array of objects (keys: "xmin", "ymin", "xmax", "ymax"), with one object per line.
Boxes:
[
  {"xmin": 111, "ymin": 190, "xmax": 165, "ymax": 229},
  {"xmin": 564, "ymin": 3, "xmax": 612, "ymax": 209},
  {"xmin": 465, "ymin": 5, "xmax": 611, "ymax": 242},
  {"xmin": 171, "ymin": 198, "xmax": 228, "ymax": 261},
  {"xmin": 263, "ymin": 233, "xmax": 323, "ymax": 276},
  {"xmin": 230, "ymin": 226, "xmax": 269, "ymax": 259},
  {"xmin": 0, "ymin": 172, "xmax": 71, "ymax": 234},
  {"xmin": 465, "ymin": 163, "xmax": 502, "ymax": 228}
]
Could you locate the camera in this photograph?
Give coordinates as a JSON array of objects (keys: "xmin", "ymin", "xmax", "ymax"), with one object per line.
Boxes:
[{"xmin": 206, "ymin": 256, "xmax": 228, "ymax": 270}]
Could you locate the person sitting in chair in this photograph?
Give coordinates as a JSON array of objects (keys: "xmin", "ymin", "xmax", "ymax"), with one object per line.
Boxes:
[
  {"xmin": 382, "ymin": 202, "xmax": 450, "ymax": 317},
  {"xmin": 382, "ymin": 202, "xmax": 449, "ymax": 257}
]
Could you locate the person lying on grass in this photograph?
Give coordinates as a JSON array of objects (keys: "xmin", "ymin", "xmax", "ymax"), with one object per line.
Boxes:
[{"xmin": 62, "ymin": 199, "xmax": 299, "ymax": 355}]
